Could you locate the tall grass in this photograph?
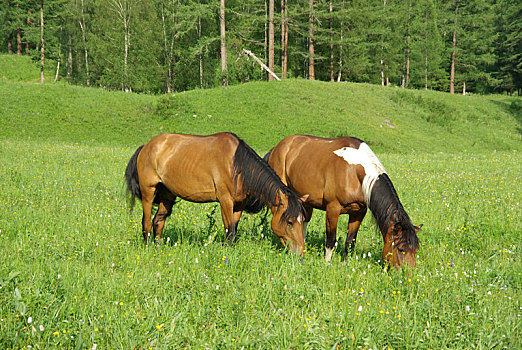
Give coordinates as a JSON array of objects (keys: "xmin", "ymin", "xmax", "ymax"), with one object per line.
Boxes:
[
  {"xmin": 0, "ymin": 139, "xmax": 519, "ymax": 348},
  {"xmin": 0, "ymin": 54, "xmax": 520, "ymax": 348}
]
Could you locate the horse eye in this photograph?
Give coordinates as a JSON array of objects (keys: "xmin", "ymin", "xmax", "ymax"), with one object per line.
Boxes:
[{"xmin": 287, "ymin": 220, "xmax": 293, "ymax": 226}]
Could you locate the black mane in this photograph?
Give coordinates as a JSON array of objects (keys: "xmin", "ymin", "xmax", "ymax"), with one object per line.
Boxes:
[
  {"xmin": 232, "ymin": 136, "xmax": 305, "ymax": 223},
  {"xmin": 369, "ymin": 173, "xmax": 419, "ymax": 250}
]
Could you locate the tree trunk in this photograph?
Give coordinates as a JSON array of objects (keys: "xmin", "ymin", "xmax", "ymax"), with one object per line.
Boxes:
[
  {"xmin": 424, "ymin": 10, "xmax": 428, "ymax": 90},
  {"xmin": 161, "ymin": 3, "xmax": 172, "ymax": 93},
  {"xmin": 26, "ymin": 10, "xmax": 32, "ymax": 54},
  {"xmin": 337, "ymin": 0, "xmax": 344, "ymax": 82},
  {"xmin": 404, "ymin": 0, "xmax": 412, "ymax": 89},
  {"xmin": 450, "ymin": 0, "xmax": 459, "ymax": 94},
  {"xmin": 462, "ymin": 82, "xmax": 466, "ymax": 95},
  {"xmin": 54, "ymin": 60, "xmax": 60, "ymax": 82},
  {"xmin": 17, "ymin": 28, "xmax": 22, "ymax": 55},
  {"xmin": 243, "ymin": 49, "xmax": 280, "ymax": 81},
  {"xmin": 16, "ymin": 2, "xmax": 22, "ymax": 55},
  {"xmin": 329, "ymin": 0, "xmax": 334, "ymax": 82},
  {"xmin": 381, "ymin": 59, "xmax": 385, "ymax": 86},
  {"xmin": 109, "ymin": 0, "xmax": 132, "ymax": 91},
  {"xmin": 381, "ymin": 0, "xmax": 386, "ymax": 86},
  {"xmin": 268, "ymin": 0, "xmax": 275, "ymax": 81},
  {"xmin": 198, "ymin": 16, "xmax": 203, "ymax": 89},
  {"xmin": 123, "ymin": 19, "xmax": 130, "ymax": 91},
  {"xmin": 67, "ymin": 34, "xmax": 73, "ymax": 78},
  {"xmin": 264, "ymin": 0, "xmax": 267, "ymax": 70},
  {"xmin": 281, "ymin": 0, "xmax": 288, "ymax": 79},
  {"xmin": 40, "ymin": 0, "xmax": 45, "ymax": 85},
  {"xmin": 79, "ymin": 0, "xmax": 90, "ymax": 86},
  {"xmin": 308, "ymin": 0, "xmax": 315, "ymax": 80},
  {"xmin": 220, "ymin": 0, "xmax": 228, "ymax": 87},
  {"xmin": 8, "ymin": 33, "xmax": 14, "ymax": 54}
]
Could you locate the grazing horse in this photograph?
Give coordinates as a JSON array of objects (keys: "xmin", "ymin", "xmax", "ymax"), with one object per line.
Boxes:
[
  {"xmin": 264, "ymin": 135, "xmax": 421, "ymax": 267},
  {"xmin": 125, "ymin": 132, "xmax": 308, "ymax": 254}
]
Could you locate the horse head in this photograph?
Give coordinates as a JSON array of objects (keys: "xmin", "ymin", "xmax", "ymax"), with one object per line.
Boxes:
[
  {"xmin": 269, "ymin": 193, "xmax": 309, "ymax": 255},
  {"xmin": 383, "ymin": 220, "xmax": 422, "ymax": 268}
]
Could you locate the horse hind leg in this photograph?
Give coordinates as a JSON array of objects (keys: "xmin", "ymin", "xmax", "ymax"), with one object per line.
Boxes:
[
  {"xmin": 140, "ymin": 185, "xmax": 156, "ymax": 243},
  {"xmin": 152, "ymin": 184, "xmax": 176, "ymax": 243}
]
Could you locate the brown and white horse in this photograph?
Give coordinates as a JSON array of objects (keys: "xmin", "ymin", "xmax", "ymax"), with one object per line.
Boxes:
[
  {"xmin": 125, "ymin": 133, "xmax": 308, "ymax": 254},
  {"xmin": 262, "ymin": 135, "xmax": 421, "ymax": 267}
]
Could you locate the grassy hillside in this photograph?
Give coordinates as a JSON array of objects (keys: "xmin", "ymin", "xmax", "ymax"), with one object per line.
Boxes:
[
  {"xmin": 1, "ymin": 54, "xmax": 520, "ymax": 153},
  {"xmin": 0, "ymin": 54, "xmax": 520, "ymax": 348}
]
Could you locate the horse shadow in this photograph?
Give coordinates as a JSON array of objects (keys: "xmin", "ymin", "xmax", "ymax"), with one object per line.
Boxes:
[
  {"xmin": 304, "ymin": 227, "xmax": 384, "ymax": 265},
  {"xmin": 134, "ymin": 206, "xmax": 384, "ymax": 266}
]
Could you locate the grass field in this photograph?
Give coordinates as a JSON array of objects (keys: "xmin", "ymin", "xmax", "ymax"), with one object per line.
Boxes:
[{"xmin": 0, "ymin": 55, "xmax": 520, "ymax": 348}]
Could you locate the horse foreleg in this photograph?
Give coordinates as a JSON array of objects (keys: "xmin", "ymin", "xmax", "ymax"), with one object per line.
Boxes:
[
  {"xmin": 344, "ymin": 210, "xmax": 366, "ymax": 260},
  {"xmin": 152, "ymin": 198, "xmax": 174, "ymax": 243},
  {"xmin": 302, "ymin": 205, "xmax": 314, "ymax": 241},
  {"xmin": 325, "ymin": 207, "xmax": 341, "ymax": 263},
  {"xmin": 229, "ymin": 209, "xmax": 243, "ymax": 243},
  {"xmin": 219, "ymin": 199, "xmax": 241, "ymax": 243}
]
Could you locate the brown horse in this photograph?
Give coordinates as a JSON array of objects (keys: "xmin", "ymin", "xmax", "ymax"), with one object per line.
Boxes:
[
  {"xmin": 263, "ymin": 135, "xmax": 421, "ymax": 267},
  {"xmin": 125, "ymin": 132, "xmax": 308, "ymax": 254}
]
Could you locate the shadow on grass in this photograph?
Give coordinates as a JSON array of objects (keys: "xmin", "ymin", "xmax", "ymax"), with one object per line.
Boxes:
[{"xmin": 492, "ymin": 98, "xmax": 522, "ymax": 136}]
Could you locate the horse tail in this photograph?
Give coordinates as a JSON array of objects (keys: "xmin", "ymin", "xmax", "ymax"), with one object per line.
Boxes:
[{"xmin": 125, "ymin": 145, "xmax": 144, "ymax": 208}]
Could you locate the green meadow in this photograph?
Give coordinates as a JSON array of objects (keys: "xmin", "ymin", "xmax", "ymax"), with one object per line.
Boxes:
[{"xmin": 0, "ymin": 55, "xmax": 520, "ymax": 349}]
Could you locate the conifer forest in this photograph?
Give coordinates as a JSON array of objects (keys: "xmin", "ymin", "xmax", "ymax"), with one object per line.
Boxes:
[{"xmin": 1, "ymin": 0, "xmax": 520, "ymax": 95}]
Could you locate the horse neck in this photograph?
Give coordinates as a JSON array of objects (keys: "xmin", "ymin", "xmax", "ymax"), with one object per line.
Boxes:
[
  {"xmin": 233, "ymin": 139, "xmax": 289, "ymax": 209},
  {"xmin": 368, "ymin": 173, "xmax": 407, "ymax": 236},
  {"xmin": 368, "ymin": 173, "xmax": 417, "ymax": 249}
]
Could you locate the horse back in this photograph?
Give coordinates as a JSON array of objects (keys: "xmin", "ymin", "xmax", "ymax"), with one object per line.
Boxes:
[
  {"xmin": 269, "ymin": 135, "xmax": 367, "ymax": 209},
  {"xmin": 137, "ymin": 133, "xmax": 240, "ymax": 202}
]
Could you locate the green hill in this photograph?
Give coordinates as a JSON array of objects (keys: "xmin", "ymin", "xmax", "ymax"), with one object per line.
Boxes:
[{"xmin": 1, "ymin": 54, "xmax": 520, "ymax": 153}]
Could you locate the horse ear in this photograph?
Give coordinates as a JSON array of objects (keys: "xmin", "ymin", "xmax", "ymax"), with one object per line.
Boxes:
[
  {"xmin": 414, "ymin": 224, "xmax": 423, "ymax": 233},
  {"xmin": 299, "ymin": 194, "xmax": 310, "ymax": 203}
]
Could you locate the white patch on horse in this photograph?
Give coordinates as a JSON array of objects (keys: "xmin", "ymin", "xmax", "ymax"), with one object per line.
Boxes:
[
  {"xmin": 325, "ymin": 247, "xmax": 334, "ymax": 263},
  {"xmin": 333, "ymin": 143, "xmax": 386, "ymax": 204}
]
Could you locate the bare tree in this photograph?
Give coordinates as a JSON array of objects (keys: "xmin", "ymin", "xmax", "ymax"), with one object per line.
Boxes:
[
  {"xmin": 308, "ymin": 0, "xmax": 315, "ymax": 80},
  {"xmin": 16, "ymin": 2, "xmax": 22, "ymax": 55},
  {"xmin": 109, "ymin": 0, "xmax": 135, "ymax": 91},
  {"xmin": 67, "ymin": 34, "xmax": 72, "ymax": 78},
  {"xmin": 424, "ymin": 9, "xmax": 428, "ymax": 90},
  {"xmin": 404, "ymin": 0, "xmax": 412, "ymax": 88},
  {"xmin": 27, "ymin": 4, "xmax": 32, "ymax": 54},
  {"xmin": 329, "ymin": 0, "xmax": 334, "ymax": 82},
  {"xmin": 268, "ymin": 0, "xmax": 275, "ymax": 81},
  {"xmin": 450, "ymin": 0, "xmax": 459, "ymax": 94},
  {"xmin": 160, "ymin": 0, "xmax": 178, "ymax": 93},
  {"xmin": 337, "ymin": 0, "xmax": 344, "ymax": 82},
  {"xmin": 380, "ymin": 0, "xmax": 386, "ymax": 86},
  {"xmin": 220, "ymin": 0, "xmax": 228, "ymax": 87},
  {"xmin": 198, "ymin": 16, "xmax": 203, "ymax": 89},
  {"xmin": 40, "ymin": 0, "xmax": 45, "ymax": 84},
  {"xmin": 281, "ymin": 0, "xmax": 288, "ymax": 79},
  {"xmin": 77, "ymin": 0, "xmax": 90, "ymax": 86}
]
